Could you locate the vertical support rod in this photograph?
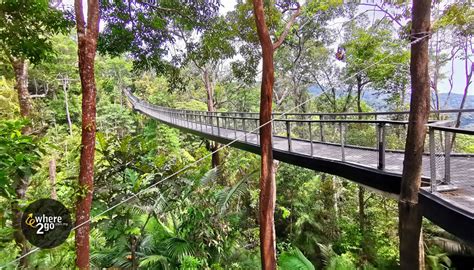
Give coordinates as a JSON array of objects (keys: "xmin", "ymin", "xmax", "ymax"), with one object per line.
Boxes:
[
  {"xmin": 233, "ymin": 118, "xmax": 237, "ymax": 139},
  {"xmin": 286, "ymin": 121, "xmax": 292, "ymax": 152},
  {"xmin": 272, "ymin": 115, "xmax": 276, "ymax": 135},
  {"xmin": 217, "ymin": 116, "xmax": 220, "ymax": 136},
  {"xmin": 340, "ymin": 122, "xmax": 345, "ymax": 161},
  {"xmin": 377, "ymin": 123, "xmax": 386, "ymax": 170},
  {"xmin": 444, "ymin": 130, "xmax": 451, "ymax": 184},
  {"xmin": 255, "ymin": 119, "xmax": 259, "ymax": 143},
  {"xmin": 200, "ymin": 114, "xmax": 203, "ymax": 132},
  {"xmin": 211, "ymin": 114, "xmax": 214, "ymax": 135},
  {"xmin": 309, "ymin": 122, "xmax": 313, "ymax": 156},
  {"xmin": 319, "ymin": 115, "xmax": 324, "ymax": 142},
  {"xmin": 243, "ymin": 117, "xmax": 247, "ymax": 142},
  {"xmin": 429, "ymin": 127, "xmax": 437, "ymax": 192}
]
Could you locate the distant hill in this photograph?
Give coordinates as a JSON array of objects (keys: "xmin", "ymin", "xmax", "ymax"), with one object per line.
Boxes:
[{"xmin": 307, "ymin": 86, "xmax": 474, "ymax": 127}]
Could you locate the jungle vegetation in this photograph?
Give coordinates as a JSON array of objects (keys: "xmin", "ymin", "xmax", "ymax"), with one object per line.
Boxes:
[{"xmin": 0, "ymin": 0, "xmax": 473, "ymax": 269}]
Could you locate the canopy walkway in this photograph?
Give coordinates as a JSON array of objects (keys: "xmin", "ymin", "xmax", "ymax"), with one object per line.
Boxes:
[{"xmin": 125, "ymin": 90, "xmax": 474, "ymax": 244}]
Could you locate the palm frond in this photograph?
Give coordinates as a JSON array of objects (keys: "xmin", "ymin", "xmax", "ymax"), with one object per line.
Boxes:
[
  {"xmin": 164, "ymin": 237, "xmax": 196, "ymax": 261},
  {"xmin": 217, "ymin": 170, "xmax": 257, "ymax": 215},
  {"xmin": 200, "ymin": 166, "xmax": 221, "ymax": 185},
  {"xmin": 317, "ymin": 243, "xmax": 336, "ymax": 267},
  {"xmin": 278, "ymin": 247, "xmax": 315, "ymax": 270},
  {"xmin": 139, "ymin": 254, "xmax": 170, "ymax": 270},
  {"xmin": 430, "ymin": 236, "xmax": 474, "ymax": 255}
]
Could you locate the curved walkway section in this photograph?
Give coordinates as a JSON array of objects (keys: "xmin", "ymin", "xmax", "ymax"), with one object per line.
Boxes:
[{"xmin": 125, "ymin": 91, "xmax": 474, "ymax": 244}]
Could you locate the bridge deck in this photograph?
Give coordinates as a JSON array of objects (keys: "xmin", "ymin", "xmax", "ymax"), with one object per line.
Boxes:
[
  {"xmin": 128, "ymin": 97, "xmax": 474, "ymax": 244},
  {"xmin": 142, "ymin": 106, "xmax": 474, "ymax": 213}
]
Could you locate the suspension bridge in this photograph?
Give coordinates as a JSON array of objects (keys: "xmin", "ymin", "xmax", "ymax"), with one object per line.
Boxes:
[{"xmin": 125, "ymin": 90, "xmax": 474, "ymax": 245}]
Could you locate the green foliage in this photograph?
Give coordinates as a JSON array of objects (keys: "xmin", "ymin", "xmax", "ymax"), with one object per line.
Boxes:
[
  {"xmin": 0, "ymin": 0, "xmax": 72, "ymax": 63},
  {"xmin": 434, "ymin": 2, "xmax": 474, "ymax": 36},
  {"xmin": 343, "ymin": 22, "xmax": 410, "ymax": 109},
  {"xmin": 3, "ymin": 2, "xmax": 474, "ymax": 269},
  {"xmin": 326, "ymin": 253, "xmax": 357, "ymax": 270},
  {"xmin": 99, "ymin": 0, "xmax": 220, "ymax": 89},
  {"xmin": 454, "ymin": 134, "xmax": 474, "ymax": 153},
  {"xmin": 187, "ymin": 16, "xmax": 236, "ymax": 67},
  {"xmin": 279, "ymin": 247, "xmax": 315, "ymax": 270},
  {"xmin": 0, "ymin": 120, "xmax": 42, "ymax": 199},
  {"xmin": 426, "ymin": 245, "xmax": 452, "ymax": 270},
  {"xmin": 0, "ymin": 77, "xmax": 18, "ymax": 119},
  {"xmin": 217, "ymin": 170, "xmax": 256, "ymax": 215}
]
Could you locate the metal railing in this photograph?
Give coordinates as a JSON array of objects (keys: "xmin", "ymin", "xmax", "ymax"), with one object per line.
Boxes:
[{"xmin": 125, "ymin": 90, "xmax": 474, "ymax": 193}]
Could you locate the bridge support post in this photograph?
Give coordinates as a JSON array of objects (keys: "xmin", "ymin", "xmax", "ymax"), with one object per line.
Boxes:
[
  {"xmin": 429, "ymin": 127, "xmax": 437, "ymax": 192},
  {"xmin": 444, "ymin": 131, "xmax": 451, "ymax": 184},
  {"xmin": 308, "ymin": 122, "xmax": 313, "ymax": 156},
  {"xmin": 233, "ymin": 118, "xmax": 237, "ymax": 139},
  {"xmin": 287, "ymin": 121, "xmax": 292, "ymax": 152},
  {"xmin": 272, "ymin": 116, "xmax": 276, "ymax": 135},
  {"xmin": 377, "ymin": 123, "xmax": 386, "ymax": 170},
  {"xmin": 340, "ymin": 122, "xmax": 345, "ymax": 161},
  {"xmin": 217, "ymin": 116, "xmax": 220, "ymax": 136},
  {"xmin": 200, "ymin": 114, "xmax": 203, "ymax": 132},
  {"xmin": 243, "ymin": 116, "xmax": 247, "ymax": 142},
  {"xmin": 211, "ymin": 114, "xmax": 214, "ymax": 135},
  {"xmin": 255, "ymin": 119, "xmax": 259, "ymax": 143},
  {"xmin": 319, "ymin": 115, "xmax": 324, "ymax": 142}
]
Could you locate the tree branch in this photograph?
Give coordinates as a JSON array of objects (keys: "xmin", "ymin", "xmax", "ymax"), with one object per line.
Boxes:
[
  {"xmin": 359, "ymin": 3, "xmax": 403, "ymax": 28},
  {"xmin": 74, "ymin": 0, "xmax": 85, "ymax": 35},
  {"xmin": 273, "ymin": 2, "xmax": 301, "ymax": 51}
]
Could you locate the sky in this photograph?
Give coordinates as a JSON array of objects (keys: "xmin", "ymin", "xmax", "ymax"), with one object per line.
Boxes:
[{"xmin": 62, "ymin": 0, "xmax": 470, "ymax": 95}]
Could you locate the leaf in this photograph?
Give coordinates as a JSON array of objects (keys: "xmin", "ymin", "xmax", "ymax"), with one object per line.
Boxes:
[
  {"xmin": 139, "ymin": 255, "xmax": 170, "ymax": 269},
  {"xmin": 278, "ymin": 248, "xmax": 315, "ymax": 270},
  {"xmin": 200, "ymin": 167, "xmax": 220, "ymax": 186},
  {"xmin": 216, "ymin": 170, "xmax": 257, "ymax": 215}
]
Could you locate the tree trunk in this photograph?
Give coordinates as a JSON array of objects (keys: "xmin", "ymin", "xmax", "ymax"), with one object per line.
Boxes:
[
  {"xmin": 11, "ymin": 58, "xmax": 31, "ymax": 120},
  {"xmin": 429, "ymin": 27, "xmax": 441, "ymax": 113},
  {"xmin": 203, "ymin": 68, "xmax": 220, "ymax": 168},
  {"xmin": 451, "ymin": 38, "xmax": 473, "ymax": 147},
  {"xmin": 49, "ymin": 157, "xmax": 58, "ymax": 200},
  {"xmin": 63, "ymin": 78, "xmax": 73, "ymax": 136},
  {"xmin": 355, "ymin": 76, "xmax": 370, "ymax": 261},
  {"xmin": 130, "ymin": 236, "xmax": 138, "ymax": 270},
  {"xmin": 252, "ymin": 0, "xmax": 277, "ymax": 268},
  {"xmin": 356, "ymin": 75, "xmax": 363, "ymax": 114},
  {"xmin": 399, "ymin": 1, "xmax": 431, "ymax": 268},
  {"xmin": 11, "ymin": 183, "xmax": 29, "ymax": 268},
  {"xmin": 10, "ymin": 57, "xmax": 31, "ymax": 268},
  {"xmin": 74, "ymin": 0, "xmax": 100, "ymax": 269}
]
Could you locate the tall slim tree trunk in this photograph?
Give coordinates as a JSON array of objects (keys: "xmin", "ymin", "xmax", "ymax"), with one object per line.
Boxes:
[
  {"xmin": 63, "ymin": 78, "xmax": 73, "ymax": 136},
  {"xmin": 451, "ymin": 38, "xmax": 473, "ymax": 147},
  {"xmin": 252, "ymin": 0, "xmax": 277, "ymax": 268},
  {"xmin": 356, "ymin": 75, "xmax": 363, "ymax": 114},
  {"xmin": 49, "ymin": 157, "xmax": 58, "ymax": 200},
  {"xmin": 10, "ymin": 57, "xmax": 31, "ymax": 268},
  {"xmin": 11, "ymin": 180, "xmax": 29, "ymax": 268},
  {"xmin": 74, "ymin": 0, "xmax": 100, "ymax": 269},
  {"xmin": 203, "ymin": 68, "xmax": 220, "ymax": 168},
  {"xmin": 355, "ymin": 76, "xmax": 370, "ymax": 261},
  {"xmin": 11, "ymin": 58, "xmax": 32, "ymax": 120},
  {"xmin": 399, "ymin": 1, "xmax": 431, "ymax": 268}
]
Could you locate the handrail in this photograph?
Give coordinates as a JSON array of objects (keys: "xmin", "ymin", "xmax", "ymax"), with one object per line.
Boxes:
[
  {"xmin": 125, "ymin": 89, "xmax": 474, "ymax": 118},
  {"xmin": 428, "ymin": 124, "xmax": 474, "ymax": 136},
  {"xmin": 125, "ymin": 89, "xmax": 474, "ymax": 195}
]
